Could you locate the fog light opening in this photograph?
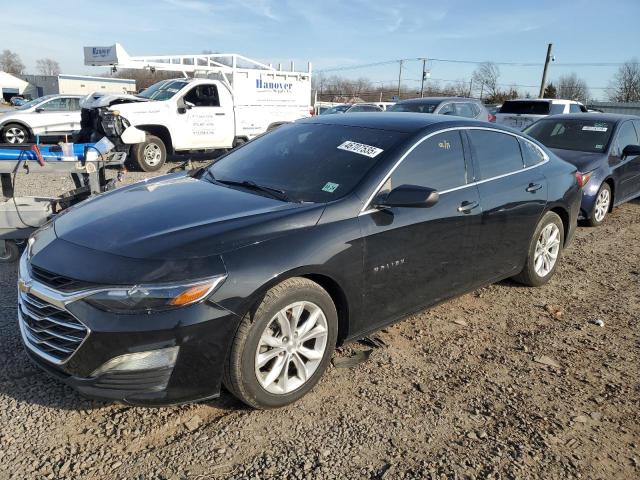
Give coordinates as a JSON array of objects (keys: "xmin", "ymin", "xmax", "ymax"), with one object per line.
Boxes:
[{"xmin": 91, "ymin": 346, "xmax": 179, "ymax": 377}]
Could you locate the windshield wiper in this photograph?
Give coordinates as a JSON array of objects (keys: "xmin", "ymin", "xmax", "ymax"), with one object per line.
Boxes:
[{"xmin": 202, "ymin": 171, "xmax": 290, "ymax": 202}]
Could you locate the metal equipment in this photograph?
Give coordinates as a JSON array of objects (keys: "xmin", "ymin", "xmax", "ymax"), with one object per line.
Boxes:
[{"xmin": 0, "ymin": 143, "xmax": 126, "ymax": 262}]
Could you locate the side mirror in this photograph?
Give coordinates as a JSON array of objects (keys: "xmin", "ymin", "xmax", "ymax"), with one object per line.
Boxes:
[
  {"xmin": 373, "ymin": 184, "xmax": 439, "ymax": 209},
  {"xmin": 177, "ymin": 99, "xmax": 194, "ymax": 114},
  {"xmin": 35, "ymin": 107, "xmax": 44, "ymax": 113},
  {"xmin": 622, "ymin": 144, "xmax": 640, "ymax": 158}
]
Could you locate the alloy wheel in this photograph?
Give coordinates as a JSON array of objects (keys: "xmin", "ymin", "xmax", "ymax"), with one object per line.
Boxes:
[
  {"xmin": 255, "ymin": 301, "xmax": 328, "ymax": 395},
  {"xmin": 534, "ymin": 223, "xmax": 561, "ymax": 277},
  {"xmin": 5, "ymin": 127, "xmax": 26, "ymax": 144},
  {"xmin": 594, "ymin": 188, "xmax": 610, "ymax": 223}
]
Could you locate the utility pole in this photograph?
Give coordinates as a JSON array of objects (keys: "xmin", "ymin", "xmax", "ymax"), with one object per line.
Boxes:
[
  {"xmin": 539, "ymin": 43, "xmax": 553, "ymax": 98},
  {"xmin": 420, "ymin": 59, "xmax": 426, "ymax": 98},
  {"xmin": 397, "ymin": 60, "xmax": 403, "ymax": 99},
  {"xmin": 468, "ymin": 78, "xmax": 473, "ymax": 98}
]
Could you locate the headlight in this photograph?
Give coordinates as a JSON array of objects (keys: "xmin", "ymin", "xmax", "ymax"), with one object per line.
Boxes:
[{"xmin": 84, "ymin": 275, "xmax": 226, "ymax": 314}]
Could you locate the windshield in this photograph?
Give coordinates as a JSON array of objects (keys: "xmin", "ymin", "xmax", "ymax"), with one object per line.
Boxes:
[
  {"xmin": 499, "ymin": 101, "xmax": 551, "ymax": 115},
  {"xmin": 16, "ymin": 95, "xmax": 54, "ymax": 110},
  {"xmin": 524, "ymin": 119, "xmax": 615, "ymax": 153},
  {"xmin": 137, "ymin": 80, "xmax": 189, "ymax": 101},
  {"xmin": 207, "ymin": 122, "xmax": 408, "ymax": 203},
  {"xmin": 321, "ymin": 105, "xmax": 351, "ymax": 115},
  {"xmin": 387, "ymin": 102, "xmax": 438, "ymax": 113}
]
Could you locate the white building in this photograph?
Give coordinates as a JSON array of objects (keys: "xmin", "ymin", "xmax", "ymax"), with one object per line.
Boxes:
[
  {"xmin": 20, "ymin": 74, "xmax": 136, "ymax": 98},
  {"xmin": 0, "ymin": 71, "xmax": 29, "ymax": 101}
]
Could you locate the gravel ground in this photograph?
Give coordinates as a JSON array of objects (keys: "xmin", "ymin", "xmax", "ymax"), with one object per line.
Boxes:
[{"xmin": 1, "ymin": 159, "xmax": 639, "ymax": 480}]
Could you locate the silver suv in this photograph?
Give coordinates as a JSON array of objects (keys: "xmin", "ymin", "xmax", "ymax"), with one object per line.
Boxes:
[
  {"xmin": 495, "ymin": 99, "xmax": 587, "ymax": 131},
  {"xmin": 387, "ymin": 97, "xmax": 490, "ymax": 121}
]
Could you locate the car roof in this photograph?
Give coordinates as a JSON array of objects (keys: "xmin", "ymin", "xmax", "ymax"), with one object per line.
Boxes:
[
  {"xmin": 505, "ymin": 98, "xmax": 581, "ymax": 104},
  {"xmin": 395, "ymin": 96, "xmax": 480, "ymax": 104},
  {"xmin": 537, "ymin": 112, "xmax": 640, "ymax": 122},
  {"xmin": 300, "ymin": 112, "xmax": 514, "ymax": 134}
]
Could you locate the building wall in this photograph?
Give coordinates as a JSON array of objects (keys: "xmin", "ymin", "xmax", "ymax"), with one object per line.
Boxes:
[
  {"xmin": 19, "ymin": 74, "xmax": 136, "ymax": 99},
  {"xmin": 587, "ymin": 101, "xmax": 640, "ymax": 116},
  {"xmin": 57, "ymin": 76, "xmax": 136, "ymax": 95}
]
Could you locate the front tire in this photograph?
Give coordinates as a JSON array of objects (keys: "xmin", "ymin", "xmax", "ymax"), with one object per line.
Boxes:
[
  {"xmin": 223, "ymin": 277, "xmax": 338, "ymax": 409},
  {"xmin": 2, "ymin": 123, "xmax": 30, "ymax": 144},
  {"xmin": 513, "ymin": 211, "xmax": 564, "ymax": 287},
  {"xmin": 586, "ymin": 183, "xmax": 611, "ymax": 227},
  {"xmin": 131, "ymin": 134, "xmax": 166, "ymax": 172},
  {"xmin": 0, "ymin": 241, "xmax": 20, "ymax": 263}
]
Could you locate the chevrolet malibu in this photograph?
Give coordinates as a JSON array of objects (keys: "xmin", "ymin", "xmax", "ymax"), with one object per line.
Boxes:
[{"xmin": 18, "ymin": 114, "xmax": 581, "ymax": 409}]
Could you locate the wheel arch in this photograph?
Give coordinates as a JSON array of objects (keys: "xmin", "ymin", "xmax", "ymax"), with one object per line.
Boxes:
[
  {"xmin": 1, "ymin": 120, "xmax": 33, "ymax": 140},
  {"xmin": 240, "ymin": 269, "xmax": 352, "ymax": 346},
  {"xmin": 603, "ymin": 176, "xmax": 615, "ymax": 211},
  {"xmin": 548, "ymin": 205, "xmax": 570, "ymax": 246},
  {"xmin": 136, "ymin": 124, "xmax": 174, "ymax": 153}
]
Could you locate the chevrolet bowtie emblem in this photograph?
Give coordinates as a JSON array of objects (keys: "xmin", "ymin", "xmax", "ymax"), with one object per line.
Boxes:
[{"xmin": 18, "ymin": 279, "xmax": 31, "ymax": 294}]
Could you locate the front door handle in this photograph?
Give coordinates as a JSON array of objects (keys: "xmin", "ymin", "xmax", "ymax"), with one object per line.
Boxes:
[
  {"xmin": 526, "ymin": 183, "xmax": 543, "ymax": 193},
  {"xmin": 457, "ymin": 200, "xmax": 479, "ymax": 213},
  {"xmin": 215, "ymin": 113, "xmax": 225, "ymax": 116}
]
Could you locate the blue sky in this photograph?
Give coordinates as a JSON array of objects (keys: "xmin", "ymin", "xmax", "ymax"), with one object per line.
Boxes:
[{"xmin": 4, "ymin": 0, "xmax": 639, "ymax": 99}]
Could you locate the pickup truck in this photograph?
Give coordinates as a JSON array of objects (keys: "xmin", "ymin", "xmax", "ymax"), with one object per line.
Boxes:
[{"xmin": 78, "ymin": 75, "xmax": 312, "ymax": 171}]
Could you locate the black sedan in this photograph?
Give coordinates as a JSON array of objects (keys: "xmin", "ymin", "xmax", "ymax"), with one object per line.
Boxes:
[
  {"xmin": 525, "ymin": 113, "xmax": 640, "ymax": 226},
  {"xmin": 18, "ymin": 114, "xmax": 580, "ymax": 408}
]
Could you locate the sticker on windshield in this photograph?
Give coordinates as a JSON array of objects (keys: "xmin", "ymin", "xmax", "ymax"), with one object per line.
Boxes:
[
  {"xmin": 582, "ymin": 125, "xmax": 608, "ymax": 132},
  {"xmin": 322, "ymin": 182, "xmax": 340, "ymax": 193},
  {"xmin": 337, "ymin": 141, "xmax": 383, "ymax": 158},
  {"xmin": 595, "ymin": 144, "xmax": 604, "ymax": 149}
]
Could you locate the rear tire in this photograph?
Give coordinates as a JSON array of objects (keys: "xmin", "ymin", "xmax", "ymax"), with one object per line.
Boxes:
[
  {"xmin": 586, "ymin": 183, "xmax": 611, "ymax": 227},
  {"xmin": 2, "ymin": 123, "xmax": 30, "ymax": 144},
  {"xmin": 131, "ymin": 134, "xmax": 166, "ymax": 172},
  {"xmin": 512, "ymin": 211, "xmax": 564, "ymax": 287},
  {"xmin": 223, "ymin": 277, "xmax": 338, "ymax": 409}
]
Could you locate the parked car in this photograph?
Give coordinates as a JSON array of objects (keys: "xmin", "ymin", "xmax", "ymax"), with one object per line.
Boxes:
[
  {"xmin": 10, "ymin": 96, "xmax": 27, "ymax": 107},
  {"xmin": 0, "ymin": 94, "xmax": 83, "ymax": 144},
  {"xmin": 387, "ymin": 97, "xmax": 491, "ymax": 121},
  {"xmin": 19, "ymin": 114, "xmax": 580, "ymax": 408},
  {"xmin": 524, "ymin": 113, "xmax": 640, "ymax": 226},
  {"xmin": 321, "ymin": 103, "xmax": 383, "ymax": 114},
  {"xmin": 496, "ymin": 99, "xmax": 587, "ymax": 131}
]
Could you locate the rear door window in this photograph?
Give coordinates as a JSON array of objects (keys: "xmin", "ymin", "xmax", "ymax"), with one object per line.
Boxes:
[
  {"xmin": 384, "ymin": 131, "xmax": 467, "ymax": 192},
  {"xmin": 499, "ymin": 101, "xmax": 550, "ymax": 115},
  {"xmin": 569, "ymin": 104, "xmax": 582, "ymax": 113},
  {"xmin": 438, "ymin": 103, "xmax": 455, "ymax": 115},
  {"xmin": 468, "ymin": 130, "xmax": 524, "ymax": 179}
]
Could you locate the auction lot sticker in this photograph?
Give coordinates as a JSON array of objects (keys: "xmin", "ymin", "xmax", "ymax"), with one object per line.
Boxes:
[
  {"xmin": 582, "ymin": 125, "xmax": 608, "ymax": 132},
  {"xmin": 337, "ymin": 141, "xmax": 384, "ymax": 158}
]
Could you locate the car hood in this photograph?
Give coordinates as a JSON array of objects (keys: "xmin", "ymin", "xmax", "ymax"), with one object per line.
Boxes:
[
  {"xmin": 53, "ymin": 173, "xmax": 324, "ymax": 260},
  {"xmin": 80, "ymin": 92, "xmax": 149, "ymax": 109},
  {"xmin": 549, "ymin": 148, "xmax": 607, "ymax": 172}
]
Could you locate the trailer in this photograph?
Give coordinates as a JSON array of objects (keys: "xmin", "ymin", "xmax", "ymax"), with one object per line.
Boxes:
[
  {"xmin": 0, "ymin": 143, "xmax": 126, "ymax": 262},
  {"xmin": 80, "ymin": 43, "xmax": 312, "ymax": 171}
]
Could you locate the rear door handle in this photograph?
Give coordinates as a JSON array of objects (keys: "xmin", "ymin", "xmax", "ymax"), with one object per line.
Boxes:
[
  {"xmin": 457, "ymin": 200, "xmax": 479, "ymax": 213},
  {"xmin": 526, "ymin": 183, "xmax": 543, "ymax": 193}
]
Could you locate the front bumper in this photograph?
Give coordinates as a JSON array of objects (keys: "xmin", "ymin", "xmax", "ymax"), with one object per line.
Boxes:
[{"xmin": 18, "ymin": 255, "xmax": 240, "ymax": 406}]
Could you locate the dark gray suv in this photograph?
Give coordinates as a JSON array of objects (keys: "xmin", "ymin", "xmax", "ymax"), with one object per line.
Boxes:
[{"xmin": 388, "ymin": 97, "xmax": 490, "ymax": 121}]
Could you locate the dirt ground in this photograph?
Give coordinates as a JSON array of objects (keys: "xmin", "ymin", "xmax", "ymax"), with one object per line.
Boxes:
[{"xmin": 0, "ymin": 162, "xmax": 638, "ymax": 479}]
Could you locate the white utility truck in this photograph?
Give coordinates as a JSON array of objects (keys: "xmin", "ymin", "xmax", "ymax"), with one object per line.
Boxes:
[{"xmin": 80, "ymin": 44, "xmax": 312, "ymax": 171}]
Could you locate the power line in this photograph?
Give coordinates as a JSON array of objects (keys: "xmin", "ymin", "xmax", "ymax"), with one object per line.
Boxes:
[{"xmin": 317, "ymin": 57, "xmax": 636, "ymax": 73}]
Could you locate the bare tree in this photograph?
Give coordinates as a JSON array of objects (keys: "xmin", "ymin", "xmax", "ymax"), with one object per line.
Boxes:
[
  {"xmin": 36, "ymin": 58, "xmax": 61, "ymax": 76},
  {"xmin": 472, "ymin": 62, "xmax": 500, "ymax": 99},
  {"xmin": 556, "ymin": 73, "xmax": 590, "ymax": 102},
  {"xmin": 0, "ymin": 49, "xmax": 25, "ymax": 75},
  {"xmin": 609, "ymin": 59, "xmax": 640, "ymax": 102}
]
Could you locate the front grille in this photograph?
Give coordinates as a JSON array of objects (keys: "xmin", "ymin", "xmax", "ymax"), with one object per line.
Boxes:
[
  {"xmin": 30, "ymin": 265, "xmax": 96, "ymax": 293},
  {"xmin": 18, "ymin": 291, "xmax": 88, "ymax": 363}
]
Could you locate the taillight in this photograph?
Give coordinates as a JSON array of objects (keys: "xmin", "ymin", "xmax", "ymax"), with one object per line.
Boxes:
[
  {"xmin": 576, "ymin": 171, "xmax": 593, "ymax": 188},
  {"xmin": 488, "ymin": 113, "xmax": 496, "ymax": 122}
]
